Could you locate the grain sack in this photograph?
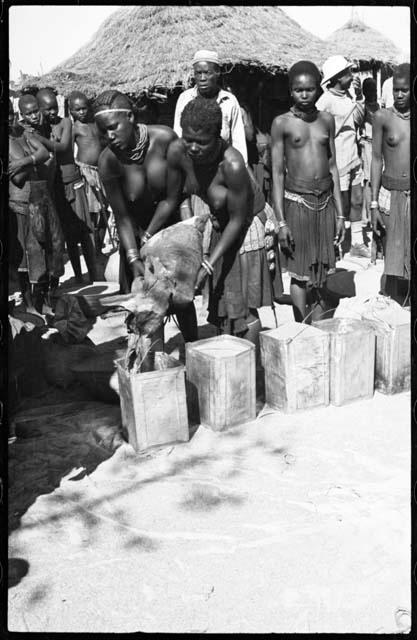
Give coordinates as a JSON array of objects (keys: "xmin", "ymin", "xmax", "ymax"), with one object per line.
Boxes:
[{"xmin": 141, "ymin": 214, "xmax": 209, "ymax": 308}]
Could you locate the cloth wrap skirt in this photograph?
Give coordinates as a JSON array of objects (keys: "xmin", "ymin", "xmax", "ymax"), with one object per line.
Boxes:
[
  {"xmin": 53, "ymin": 163, "xmax": 93, "ymax": 241},
  {"xmin": 378, "ymin": 174, "xmax": 410, "ymax": 279},
  {"xmin": 191, "ymin": 194, "xmax": 283, "ymax": 335},
  {"xmin": 75, "ymin": 159, "xmax": 107, "ymax": 215},
  {"xmin": 9, "ymin": 180, "xmax": 65, "ymax": 283},
  {"xmin": 283, "ymin": 174, "xmax": 336, "ymax": 288}
]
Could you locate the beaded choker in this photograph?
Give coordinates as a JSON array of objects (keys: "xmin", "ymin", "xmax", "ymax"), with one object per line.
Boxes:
[
  {"xmin": 290, "ymin": 105, "xmax": 318, "ymax": 123},
  {"xmin": 127, "ymin": 124, "xmax": 150, "ymax": 163},
  {"xmin": 391, "ymin": 105, "xmax": 410, "ymax": 120}
]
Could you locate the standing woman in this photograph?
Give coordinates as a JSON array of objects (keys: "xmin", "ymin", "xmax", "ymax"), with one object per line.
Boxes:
[
  {"xmin": 270, "ymin": 61, "xmax": 344, "ymax": 322},
  {"xmin": 370, "ymin": 63, "xmax": 410, "ymax": 305},
  {"xmin": 93, "ymin": 90, "xmax": 197, "ymax": 341},
  {"xmin": 168, "ymin": 97, "xmax": 282, "ymax": 340}
]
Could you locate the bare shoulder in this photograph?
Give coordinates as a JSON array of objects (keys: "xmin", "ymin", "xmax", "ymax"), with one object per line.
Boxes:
[
  {"xmin": 148, "ymin": 124, "xmax": 177, "ymax": 147},
  {"xmin": 61, "ymin": 116, "xmax": 72, "ymax": 130},
  {"xmin": 167, "ymin": 137, "xmax": 186, "ymax": 163},
  {"xmin": 271, "ymin": 112, "xmax": 290, "ymax": 136},
  {"xmin": 373, "ymin": 108, "xmax": 388, "ymax": 124},
  {"xmin": 222, "ymin": 146, "xmax": 248, "ymax": 185}
]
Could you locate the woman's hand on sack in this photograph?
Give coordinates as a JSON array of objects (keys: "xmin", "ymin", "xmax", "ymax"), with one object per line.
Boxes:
[
  {"xmin": 278, "ymin": 224, "xmax": 294, "ymax": 256},
  {"xmin": 131, "ymin": 259, "xmax": 145, "ymax": 279},
  {"xmin": 194, "ymin": 266, "xmax": 209, "ymax": 295}
]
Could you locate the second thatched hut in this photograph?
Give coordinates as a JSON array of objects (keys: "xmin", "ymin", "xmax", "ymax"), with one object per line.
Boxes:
[{"xmin": 326, "ymin": 18, "xmax": 405, "ymax": 97}]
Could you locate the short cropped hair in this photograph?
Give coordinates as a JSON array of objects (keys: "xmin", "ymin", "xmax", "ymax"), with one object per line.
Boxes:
[
  {"xmin": 180, "ymin": 97, "xmax": 222, "ymax": 138},
  {"xmin": 288, "ymin": 60, "xmax": 321, "ymax": 88},
  {"xmin": 18, "ymin": 94, "xmax": 39, "ymax": 112},
  {"xmin": 362, "ymin": 77, "xmax": 377, "ymax": 101},
  {"xmin": 36, "ymin": 88, "xmax": 57, "ymax": 103},
  {"xmin": 69, "ymin": 91, "xmax": 88, "ymax": 107},
  {"xmin": 393, "ymin": 63, "xmax": 410, "ymax": 82}
]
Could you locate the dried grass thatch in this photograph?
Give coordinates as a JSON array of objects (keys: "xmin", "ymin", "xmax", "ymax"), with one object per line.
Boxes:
[
  {"xmin": 26, "ymin": 5, "xmax": 331, "ymax": 96},
  {"xmin": 326, "ymin": 19, "xmax": 404, "ymax": 66}
]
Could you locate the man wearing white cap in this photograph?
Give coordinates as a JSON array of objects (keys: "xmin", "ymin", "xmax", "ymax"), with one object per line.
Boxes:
[
  {"xmin": 173, "ymin": 49, "xmax": 248, "ymax": 162},
  {"xmin": 316, "ymin": 55, "xmax": 369, "ymax": 258}
]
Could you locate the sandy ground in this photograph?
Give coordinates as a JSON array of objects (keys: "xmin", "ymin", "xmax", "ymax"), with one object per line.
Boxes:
[{"xmin": 8, "ymin": 251, "xmax": 411, "ymax": 634}]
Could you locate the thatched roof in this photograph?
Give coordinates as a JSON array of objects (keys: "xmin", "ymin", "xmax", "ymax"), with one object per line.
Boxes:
[
  {"xmin": 326, "ymin": 19, "xmax": 404, "ymax": 66},
  {"xmin": 26, "ymin": 5, "xmax": 331, "ymax": 96}
]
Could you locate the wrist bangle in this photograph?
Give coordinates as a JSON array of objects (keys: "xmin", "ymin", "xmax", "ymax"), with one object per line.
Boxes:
[
  {"xmin": 277, "ymin": 221, "xmax": 288, "ymax": 230},
  {"xmin": 370, "ymin": 200, "xmax": 378, "ymax": 209},
  {"xmin": 337, "ymin": 216, "xmax": 345, "ymax": 220},
  {"xmin": 201, "ymin": 259, "xmax": 214, "ymax": 276},
  {"xmin": 126, "ymin": 248, "xmax": 140, "ymax": 265},
  {"xmin": 142, "ymin": 231, "xmax": 152, "ymax": 244},
  {"xmin": 30, "ymin": 154, "xmax": 36, "ymax": 167}
]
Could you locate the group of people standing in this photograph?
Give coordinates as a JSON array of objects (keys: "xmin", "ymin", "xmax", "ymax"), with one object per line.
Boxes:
[
  {"xmin": 8, "ymin": 87, "xmax": 111, "ymax": 313},
  {"xmin": 8, "ymin": 50, "xmax": 410, "ymax": 345}
]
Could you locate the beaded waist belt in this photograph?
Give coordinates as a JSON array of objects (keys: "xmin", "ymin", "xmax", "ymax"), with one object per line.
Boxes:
[{"xmin": 284, "ymin": 190, "xmax": 332, "ymax": 211}]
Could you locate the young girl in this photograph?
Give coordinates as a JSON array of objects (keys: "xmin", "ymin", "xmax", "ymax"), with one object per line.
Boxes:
[{"xmin": 271, "ymin": 60, "xmax": 344, "ymax": 322}]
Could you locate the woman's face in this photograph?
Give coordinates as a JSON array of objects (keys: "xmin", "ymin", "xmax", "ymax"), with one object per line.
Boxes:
[
  {"xmin": 393, "ymin": 77, "xmax": 410, "ymax": 110},
  {"xmin": 290, "ymin": 73, "xmax": 319, "ymax": 109},
  {"xmin": 182, "ymin": 125, "xmax": 218, "ymax": 165},
  {"xmin": 95, "ymin": 110, "xmax": 135, "ymax": 152}
]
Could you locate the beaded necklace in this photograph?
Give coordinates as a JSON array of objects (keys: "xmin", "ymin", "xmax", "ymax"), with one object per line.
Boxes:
[
  {"xmin": 128, "ymin": 123, "xmax": 150, "ymax": 163},
  {"xmin": 290, "ymin": 105, "xmax": 319, "ymax": 123},
  {"xmin": 391, "ymin": 105, "xmax": 410, "ymax": 120}
]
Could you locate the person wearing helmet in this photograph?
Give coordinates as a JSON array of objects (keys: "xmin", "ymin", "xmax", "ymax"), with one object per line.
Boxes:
[{"xmin": 316, "ymin": 55, "xmax": 368, "ymax": 259}]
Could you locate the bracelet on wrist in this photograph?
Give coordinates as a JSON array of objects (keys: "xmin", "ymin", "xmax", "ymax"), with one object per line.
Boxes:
[
  {"xmin": 126, "ymin": 248, "xmax": 141, "ymax": 265},
  {"xmin": 142, "ymin": 231, "xmax": 152, "ymax": 244},
  {"xmin": 30, "ymin": 154, "xmax": 36, "ymax": 167},
  {"xmin": 370, "ymin": 200, "xmax": 379, "ymax": 209},
  {"xmin": 277, "ymin": 220, "xmax": 288, "ymax": 230},
  {"xmin": 337, "ymin": 216, "xmax": 345, "ymax": 220},
  {"xmin": 201, "ymin": 259, "xmax": 214, "ymax": 276}
]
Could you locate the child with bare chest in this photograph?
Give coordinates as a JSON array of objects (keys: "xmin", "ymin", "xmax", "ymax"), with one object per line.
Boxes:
[
  {"xmin": 271, "ymin": 61, "xmax": 344, "ymax": 322},
  {"xmin": 70, "ymin": 92, "xmax": 110, "ymax": 252}
]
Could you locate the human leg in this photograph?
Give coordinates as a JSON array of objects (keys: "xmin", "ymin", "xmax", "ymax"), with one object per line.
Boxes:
[
  {"xmin": 349, "ymin": 169, "xmax": 370, "ymax": 258},
  {"xmin": 175, "ymin": 302, "xmax": 198, "ymax": 343},
  {"xmin": 79, "ymin": 227, "xmax": 98, "ymax": 282},
  {"xmin": 290, "ymin": 278, "xmax": 309, "ymax": 322}
]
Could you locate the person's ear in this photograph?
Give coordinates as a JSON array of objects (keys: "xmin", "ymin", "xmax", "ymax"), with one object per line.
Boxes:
[{"xmin": 127, "ymin": 110, "xmax": 135, "ymax": 123}]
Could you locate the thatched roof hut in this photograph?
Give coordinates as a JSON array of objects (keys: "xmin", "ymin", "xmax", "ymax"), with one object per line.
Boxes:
[
  {"xmin": 326, "ymin": 19, "xmax": 403, "ymax": 68},
  {"xmin": 29, "ymin": 5, "xmax": 329, "ymax": 96}
]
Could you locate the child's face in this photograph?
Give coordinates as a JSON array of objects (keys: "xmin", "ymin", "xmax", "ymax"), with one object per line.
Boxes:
[{"xmin": 70, "ymin": 97, "xmax": 90, "ymax": 123}]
